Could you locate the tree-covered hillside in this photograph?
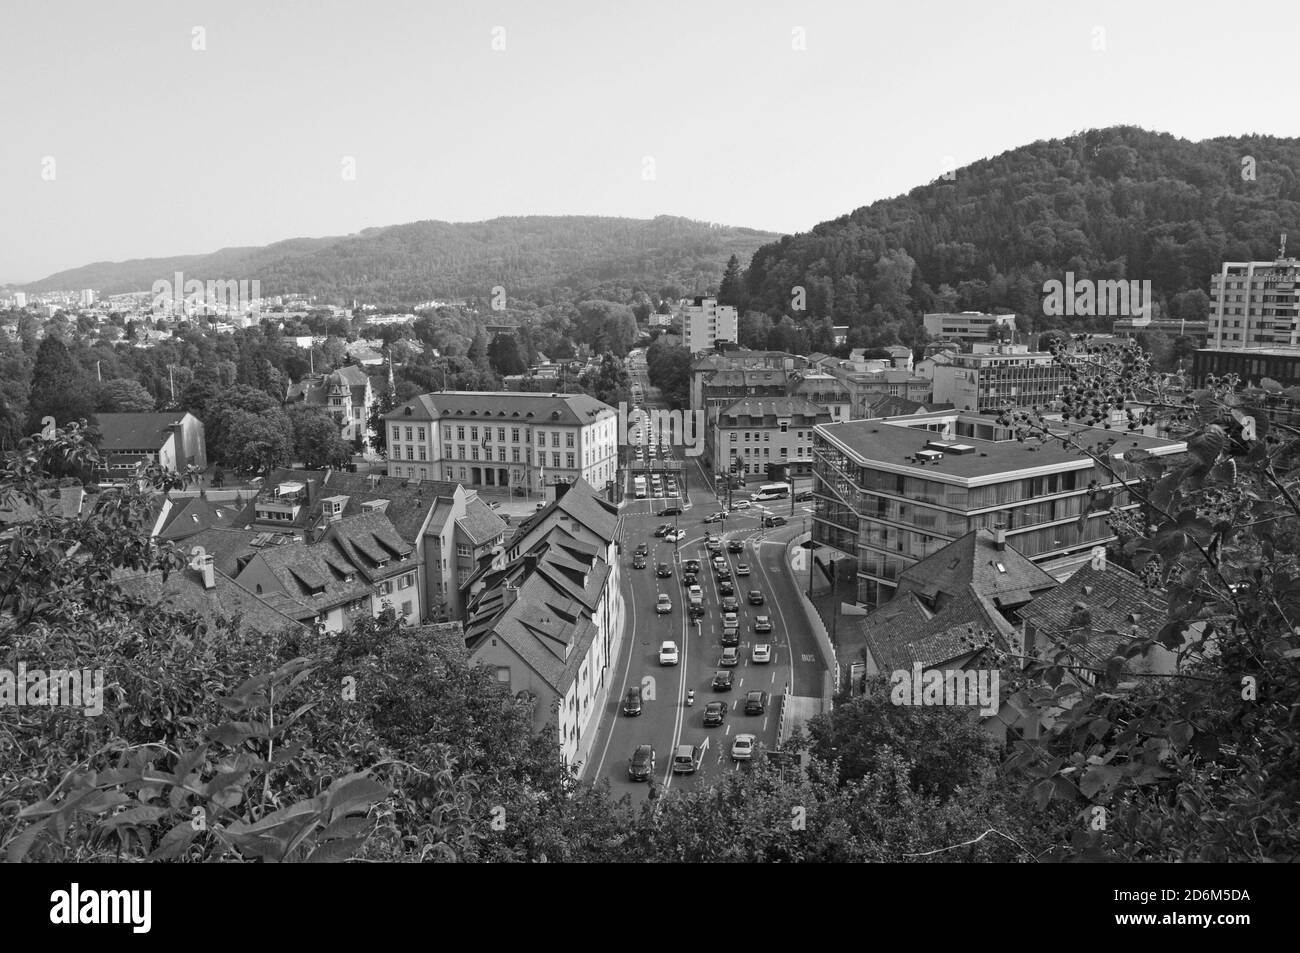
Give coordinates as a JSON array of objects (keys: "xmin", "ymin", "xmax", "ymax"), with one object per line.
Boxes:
[
  {"xmin": 740, "ymin": 127, "xmax": 1300, "ymax": 341},
  {"xmin": 24, "ymin": 216, "xmax": 778, "ymax": 305}
]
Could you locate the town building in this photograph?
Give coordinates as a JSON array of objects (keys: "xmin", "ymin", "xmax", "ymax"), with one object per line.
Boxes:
[
  {"xmin": 819, "ymin": 361, "xmax": 932, "ymax": 416},
  {"xmin": 384, "ymin": 391, "xmax": 619, "ymax": 496},
  {"xmin": 286, "ymin": 365, "xmax": 375, "ymax": 447},
  {"xmin": 928, "ymin": 342, "xmax": 1067, "ymax": 413},
  {"xmin": 1207, "ymin": 239, "xmax": 1300, "ymax": 349},
  {"xmin": 680, "ymin": 296, "xmax": 738, "ymax": 354},
  {"xmin": 93, "ymin": 411, "xmax": 207, "ymax": 478},
  {"xmin": 690, "ymin": 349, "xmax": 803, "ymax": 410},
  {"xmin": 811, "ymin": 410, "xmax": 1186, "ymax": 607},
  {"xmin": 789, "ymin": 371, "xmax": 852, "ymax": 423},
  {"xmin": 1113, "ymin": 316, "xmax": 1209, "ymax": 347},
  {"xmin": 923, "ymin": 312, "xmax": 1017, "ymax": 343},
  {"xmin": 708, "ymin": 397, "xmax": 832, "ymax": 483},
  {"xmin": 463, "ymin": 480, "xmax": 621, "ymax": 768}
]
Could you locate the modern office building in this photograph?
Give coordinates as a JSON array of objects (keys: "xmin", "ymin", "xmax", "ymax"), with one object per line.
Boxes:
[
  {"xmin": 1207, "ymin": 239, "xmax": 1300, "ymax": 349},
  {"xmin": 923, "ymin": 312, "xmax": 1017, "ymax": 343},
  {"xmin": 929, "ymin": 343, "xmax": 1068, "ymax": 413},
  {"xmin": 384, "ymin": 391, "xmax": 619, "ymax": 494},
  {"xmin": 681, "ymin": 296, "xmax": 738, "ymax": 354},
  {"xmin": 811, "ymin": 410, "xmax": 1186, "ymax": 607}
]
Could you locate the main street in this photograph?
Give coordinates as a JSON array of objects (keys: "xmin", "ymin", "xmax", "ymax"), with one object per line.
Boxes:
[{"xmin": 584, "ymin": 431, "xmax": 826, "ymax": 804}]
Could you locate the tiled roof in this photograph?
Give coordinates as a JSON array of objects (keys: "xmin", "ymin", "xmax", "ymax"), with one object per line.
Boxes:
[
  {"xmin": 515, "ymin": 478, "xmax": 618, "ymax": 543},
  {"xmin": 386, "ymin": 391, "xmax": 616, "ymax": 427},
  {"xmin": 897, "ymin": 530, "xmax": 1057, "ymax": 611},
  {"xmin": 853, "ymin": 586, "xmax": 1015, "ymax": 673},
  {"xmin": 93, "ymin": 412, "xmax": 191, "ymax": 451},
  {"xmin": 1018, "ymin": 563, "xmax": 1167, "ymax": 663},
  {"xmin": 252, "ymin": 542, "xmax": 375, "ymax": 613},
  {"xmin": 718, "ymin": 397, "xmax": 828, "ymax": 420},
  {"xmin": 323, "ymin": 512, "xmax": 413, "ymax": 578},
  {"xmin": 115, "ymin": 566, "xmax": 306, "ymax": 635},
  {"xmin": 457, "ymin": 495, "xmax": 507, "ymax": 546},
  {"xmin": 156, "ymin": 494, "xmax": 245, "ymax": 540}
]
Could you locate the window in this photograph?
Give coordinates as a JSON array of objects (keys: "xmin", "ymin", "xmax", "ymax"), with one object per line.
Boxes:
[
  {"xmin": 496, "ymin": 666, "xmax": 511, "ymax": 683},
  {"xmin": 445, "ymin": 467, "xmax": 454, "ymax": 480},
  {"xmin": 512, "ymin": 448, "xmax": 520, "ymax": 463},
  {"xmin": 537, "ymin": 431, "xmax": 545, "ymax": 445},
  {"xmin": 417, "ymin": 427, "xmax": 425, "ymax": 441},
  {"xmin": 457, "ymin": 544, "xmax": 471, "ymax": 557},
  {"xmin": 457, "ymin": 426, "xmax": 465, "ymax": 440},
  {"xmin": 551, "ymin": 433, "xmax": 559, "ymax": 447},
  {"xmin": 459, "ymin": 467, "xmax": 467, "ymax": 480},
  {"xmin": 470, "ymin": 427, "xmax": 478, "ymax": 441},
  {"xmin": 552, "ymin": 452, "xmax": 560, "ymax": 468},
  {"xmin": 443, "ymin": 444, "xmax": 451, "ymax": 459},
  {"xmin": 566, "ymin": 432, "xmax": 574, "ymax": 448},
  {"xmin": 498, "ymin": 448, "xmax": 506, "ymax": 462},
  {"xmin": 391, "ymin": 425, "xmax": 400, "ymax": 444},
  {"xmin": 780, "ymin": 422, "xmax": 788, "ymax": 433},
  {"xmin": 457, "ymin": 569, "xmax": 470, "ymax": 585},
  {"xmin": 471, "ymin": 447, "xmax": 479, "ymax": 460},
  {"xmin": 405, "ymin": 426, "xmax": 413, "ymax": 441},
  {"xmin": 566, "ymin": 453, "xmax": 575, "ymax": 469},
  {"xmin": 498, "ymin": 428, "xmax": 505, "ymax": 442},
  {"xmin": 418, "ymin": 447, "xmax": 426, "ymax": 460},
  {"xmin": 402, "ymin": 601, "xmax": 413, "ymax": 616},
  {"xmin": 406, "ymin": 446, "xmax": 414, "ymax": 460},
  {"xmin": 512, "ymin": 428, "xmax": 520, "ymax": 442},
  {"xmin": 399, "ymin": 574, "xmax": 413, "ymax": 589}
]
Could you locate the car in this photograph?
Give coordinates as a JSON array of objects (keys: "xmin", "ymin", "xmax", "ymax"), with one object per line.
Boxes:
[
  {"xmin": 659, "ymin": 641, "xmax": 679, "ymax": 665},
  {"xmin": 682, "ymin": 571, "xmax": 697, "ymax": 586},
  {"xmin": 744, "ymin": 691, "xmax": 768, "ymax": 715},
  {"xmin": 754, "ymin": 615, "xmax": 773, "ymax": 633},
  {"xmin": 727, "ymin": 539, "xmax": 744, "ymax": 553},
  {"xmin": 763, "ymin": 515, "xmax": 788, "ymax": 528},
  {"xmin": 487, "ymin": 500, "xmax": 501, "ymax": 509},
  {"xmin": 666, "ymin": 530, "xmax": 686, "ymax": 543},
  {"xmin": 684, "ymin": 559, "xmax": 701, "ymax": 574},
  {"xmin": 795, "ymin": 490, "xmax": 813, "ymax": 502},
  {"xmin": 703, "ymin": 700, "xmax": 727, "ymax": 726},
  {"xmin": 721, "ymin": 597, "xmax": 739, "ymax": 613},
  {"xmin": 656, "ymin": 562, "xmax": 673, "ymax": 578},
  {"xmin": 718, "ymin": 580, "xmax": 735, "ymax": 597},
  {"xmin": 654, "ymin": 524, "xmax": 672, "ymax": 538},
  {"xmin": 748, "ymin": 590, "xmax": 765, "ymax": 605},
  {"xmin": 634, "ymin": 543, "xmax": 649, "ymax": 557},
  {"xmin": 731, "ymin": 500, "xmax": 751, "ymax": 510},
  {"xmin": 723, "ymin": 611, "xmax": 739, "ymax": 628},
  {"xmin": 623, "ymin": 687, "xmax": 643, "ymax": 716},
  {"xmin": 688, "ymin": 583, "xmax": 704, "ymax": 600},
  {"xmin": 656, "ymin": 594, "xmax": 672, "ymax": 614},
  {"xmin": 712, "ymin": 670, "xmax": 734, "ymax": 691},
  {"xmin": 657, "ymin": 506, "xmax": 682, "ymax": 516},
  {"xmin": 632, "ymin": 555, "xmax": 646, "ymax": 569},
  {"xmin": 720, "ymin": 646, "xmax": 739, "ymax": 667},
  {"xmin": 752, "ymin": 643, "xmax": 772, "ymax": 664},
  {"xmin": 672, "ymin": 744, "xmax": 700, "ymax": 774},
  {"xmin": 536, "ymin": 501, "xmax": 547, "ymax": 511},
  {"xmin": 706, "ymin": 535, "xmax": 722, "ymax": 546},
  {"xmin": 689, "ymin": 604, "xmax": 706, "ymax": 618},
  {"xmin": 703, "ymin": 512, "xmax": 725, "ymax": 524},
  {"xmin": 736, "ymin": 563, "xmax": 750, "ymax": 576},
  {"xmin": 629, "ymin": 744, "xmax": 656, "ymax": 781},
  {"xmin": 731, "ymin": 733, "xmax": 756, "ymax": 762}
]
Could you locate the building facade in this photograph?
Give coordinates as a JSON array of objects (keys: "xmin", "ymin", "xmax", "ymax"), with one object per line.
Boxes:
[
  {"xmin": 681, "ymin": 296, "xmax": 738, "ymax": 354},
  {"xmin": 384, "ymin": 392, "xmax": 619, "ymax": 495},
  {"xmin": 1207, "ymin": 243, "xmax": 1300, "ymax": 349},
  {"xmin": 286, "ymin": 365, "xmax": 375, "ymax": 447},
  {"xmin": 923, "ymin": 312, "xmax": 1017, "ymax": 343},
  {"xmin": 811, "ymin": 411, "xmax": 1186, "ymax": 607},
  {"xmin": 708, "ymin": 397, "xmax": 831, "ymax": 482},
  {"xmin": 929, "ymin": 343, "xmax": 1067, "ymax": 413},
  {"xmin": 94, "ymin": 411, "xmax": 208, "ymax": 477}
]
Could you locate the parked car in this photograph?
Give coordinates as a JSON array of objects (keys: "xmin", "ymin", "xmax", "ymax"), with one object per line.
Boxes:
[
  {"xmin": 629, "ymin": 744, "xmax": 656, "ymax": 781},
  {"xmin": 703, "ymin": 701, "xmax": 727, "ymax": 726},
  {"xmin": 752, "ymin": 643, "xmax": 772, "ymax": 664},
  {"xmin": 658, "ymin": 506, "xmax": 682, "ymax": 516},
  {"xmin": 795, "ymin": 490, "xmax": 813, "ymax": 502},
  {"xmin": 656, "ymin": 562, "xmax": 673, "ymax": 577},
  {"xmin": 656, "ymin": 594, "xmax": 673, "ymax": 614},
  {"xmin": 748, "ymin": 590, "xmax": 765, "ymax": 605},
  {"xmin": 712, "ymin": 670, "xmax": 734, "ymax": 691},
  {"xmin": 659, "ymin": 641, "xmax": 679, "ymax": 665},
  {"xmin": 754, "ymin": 615, "xmax": 773, "ymax": 633},
  {"xmin": 736, "ymin": 563, "xmax": 751, "ymax": 576},
  {"xmin": 623, "ymin": 687, "xmax": 643, "ymax": 716},
  {"xmin": 720, "ymin": 646, "xmax": 739, "ymax": 667},
  {"xmin": 536, "ymin": 501, "xmax": 547, "ymax": 510},
  {"xmin": 731, "ymin": 733, "xmax": 756, "ymax": 762},
  {"xmin": 744, "ymin": 691, "xmax": 768, "ymax": 715},
  {"xmin": 654, "ymin": 524, "xmax": 672, "ymax": 538}
]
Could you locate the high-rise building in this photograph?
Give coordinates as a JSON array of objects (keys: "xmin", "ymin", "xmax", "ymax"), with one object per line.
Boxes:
[
  {"xmin": 13, "ymin": 292, "xmax": 27, "ymax": 308},
  {"xmin": 1208, "ymin": 236, "xmax": 1300, "ymax": 349},
  {"xmin": 80, "ymin": 289, "xmax": 96, "ymax": 308},
  {"xmin": 681, "ymin": 296, "xmax": 738, "ymax": 354}
]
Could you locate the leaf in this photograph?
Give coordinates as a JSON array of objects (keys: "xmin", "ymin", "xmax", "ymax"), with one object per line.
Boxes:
[
  {"xmin": 1080, "ymin": 764, "xmax": 1121, "ymax": 799},
  {"xmin": 5, "ymin": 818, "xmax": 49, "ymax": 863},
  {"xmin": 325, "ymin": 774, "xmax": 390, "ymax": 818},
  {"xmin": 306, "ymin": 837, "xmax": 364, "ymax": 863},
  {"xmin": 99, "ymin": 805, "xmax": 169, "ymax": 829}
]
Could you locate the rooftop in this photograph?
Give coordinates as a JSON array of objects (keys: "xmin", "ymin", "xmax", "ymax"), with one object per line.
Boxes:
[
  {"xmin": 387, "ymin": 391, "xmax": 616, "ymax": 426},
  {"xmin": 93, "ymin": 412, "xmax": 192, "ymax": 450},
  {"xmin": 717, "ymin": 397, "xmax": 829, "ymax": 420}
]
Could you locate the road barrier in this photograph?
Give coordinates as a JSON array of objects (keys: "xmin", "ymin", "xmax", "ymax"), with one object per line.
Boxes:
[
  {"xmin": 777, "ymin": 682, "xmax": 791, "ymax": 744},
  {"xmin": 786, "ymin": 532, "xmax": 837, "ymax": 711}
]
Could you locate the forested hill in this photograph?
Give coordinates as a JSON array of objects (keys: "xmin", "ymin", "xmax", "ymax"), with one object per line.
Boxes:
[
  {"xmin": 24, "ymin": 216, "xmax": 779, "ymax": 303},
  {"xmin": 741, "ymin": 127, "xmax": 1300, "ymax": 327}
]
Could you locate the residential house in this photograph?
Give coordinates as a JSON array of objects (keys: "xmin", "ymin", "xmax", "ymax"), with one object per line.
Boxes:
[{"xmin": 93, "ymin": 411, "xmax": 207, "ymax": 478}]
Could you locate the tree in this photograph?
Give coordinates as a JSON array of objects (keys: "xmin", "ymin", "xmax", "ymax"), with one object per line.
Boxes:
[
  {"xmin": 646, "ymin": 339, "xmax": 691, "ymax": 409},
  {"xmin": 288, "ymin": 405, "xmax": 353, "ymax": 470},
  {"xmin": 97, "ymin": 378, "xmax": 156, "ymax": 413},
  {"xmin": 215, "ymin": 408, "xmax": 294, "ymax": 472},
  {"xmin": 26, "ymin": 337, "xmax": 96, "ymax": 435},
  {"xmin": 718, "ymin": 254, "xmax": 745, "ymax": 311},
  {"xmin": 487, "ymin": 333, "xmax": 527, "ymax": 376}
]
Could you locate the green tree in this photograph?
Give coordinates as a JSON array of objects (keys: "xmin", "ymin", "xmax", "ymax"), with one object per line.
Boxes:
[
  {"xmin": 487, "ymin": 333, "xmax": 527, "ymax": 376},
  {"xmin": 97, "ymin": 378, "xmax": 156, "ymax": 413},
  {"xmin": 288, "ymin": 405, "xmax": 353, "ymax": 470},
  {"xmin": 26, "ymin": 337, "xmax": 96, "ymax": 435},
  {"xmin": 718, "ymin": 254, "xmax": 745, "ymax": 311}
]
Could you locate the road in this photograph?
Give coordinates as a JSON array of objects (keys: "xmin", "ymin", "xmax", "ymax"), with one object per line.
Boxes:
[{"xmin": 584, "ymin": 430, "xmax": 825, "ymax": 803}]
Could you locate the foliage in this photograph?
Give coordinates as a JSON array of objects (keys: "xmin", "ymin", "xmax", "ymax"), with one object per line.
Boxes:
[
  {"xmin": 97, "ymin": 378, "xmax": 156, "ymax": 413},
  {"xmin": 646, "ymin": 339, "xmax": 691, "ymax": 409}
]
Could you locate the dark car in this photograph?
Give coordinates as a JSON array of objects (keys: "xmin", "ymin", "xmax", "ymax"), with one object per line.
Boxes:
[
  {"xmin": 628, "ymin": 744, "xmax": 655, "ymax": 781},
  {"xmin": 689, "ymin": 603, "xmax": 706, "ymax": 618},
  {"xmin": 727, "ymin": 539, "xmax": 744, "ymax": 553},
  {"xmin": 684, "ymin": 559, "xmax": 701, "ymax": 574},
  {"xmin": 720, "ymin": 627, "xmax": 739, "ymax": 647},
  {"xmin": 635, "ymin": 543, "xmax": 649, "ymax": 557},
  {"xmin": 623, "ymin": 687, "xmax": 643, "ymax": 716},
  {"xmin": 744, "ymin": 691, "xmax": 768, "ymax": 715},
  {"xmin": 703, "ymin": 701, "xmax": 727, "ymax": 726},
  {"xmin": 632, "ymin": 555, "xmax": 646, "ymax": 569},
  {"xmin": 795, "ymin": 490, "xmax": 813, "ymax": 502},
  {"xmin": 654, "ymin": 524, "xmax": 672, "ymax": 538},
  {"xmin": 656, "ymin": 562, "xmax": 673, "ymax": 578},
  {"xmin": 748, "ymin": 590, "xmax": 764, "ymax": 605},
  {"xmin": 658, "ymin": 506, "xmax": 682, "ymax": 516},
  {"xmin": 721, "ymin": 596, "xmax": 739, "ymax": 613},
  {"xmin": 703, "ymin": 512, "xmax": 725, "ymax": 524},
  {"xmin": 683, "ymin": 571, "xmax": 697, "ymax": 586},
  {"xmin": 718, "ymin": 580, "xmax": 735, "ymax": 597},
  {"xmin": 762, "ymin": 515, "xmax": 788, "ymax": 528},
  {"xmin": 712, "ymin": 670, "xmax": 734, "ymax": 691}
]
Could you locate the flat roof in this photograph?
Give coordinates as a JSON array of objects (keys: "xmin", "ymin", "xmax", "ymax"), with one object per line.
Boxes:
[{"xmin": 816, "ymin": 415, "xmax": 1185, "ymax": 485}]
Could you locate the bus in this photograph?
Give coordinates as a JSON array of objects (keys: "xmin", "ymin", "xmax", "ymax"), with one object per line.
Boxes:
[
  {"xmin": 751, "ymin": 482, "xmax": 791, "ymax": 502},
  {"xmin": 633, "ymin": 475, "xmax": 647, "ymax": 498}
]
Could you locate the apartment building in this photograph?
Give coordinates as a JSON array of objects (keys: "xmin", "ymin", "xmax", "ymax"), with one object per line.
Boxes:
[
  {"xmin": 680, "ymin": 296, "xmax": 739, "ymax": 354},
  {"xmin": 690, "ymin": 349, "xmax": 803, "ymax": 410},
  {"xmin": 790, "ymin": 371, "xmax": 852, "ymax": 423},
  {"xmin": 923, "ymin": 312, "xmax": 1017, "ymax": 343},
  {"xmin": 384, "ymin": 391, "xmax": 619, "ymax": 494},
  {"xmin": 929, "ymin": 342, "xmax": 1067, "ymax": 413},
  {"xmin": 812, "ymin": 411, "xmax": 1186, "ymax": 607},
  {"xmin": 1207, "ymin": 239, "xmax": 1300, "ymax": 349},
  {"xmin": 708, "ymin": 397, "xmax": 832, "ymax": 482},
  {"xmin": 94, "ymin": 411, "xmax": 208, "ymax": 477},
  {"xmin": 819, "ymin": 362, "xmax": 932, "ymax": 416},
  {"xmin": 285, "ymin": 365, "xmax": 375, "ymax": 447}
]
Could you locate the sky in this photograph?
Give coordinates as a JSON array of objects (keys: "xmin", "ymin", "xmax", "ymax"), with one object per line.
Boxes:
[{"xmin": 2, "ymin": 0, "xmax": 1297, "ymax": 284}]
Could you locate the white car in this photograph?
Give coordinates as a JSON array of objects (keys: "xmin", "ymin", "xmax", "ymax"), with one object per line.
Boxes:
[
  {"xmin": 731, "ymin": 733, "xmax": 756, "ymax": 762},
  {"xmin": 656, "ymin": 594, "xmax": 673, "ymax": 614},
  {"xmin": 731, "ymin": 500, "xmax": 751, "ymax": 510},
  {"xmin": 723, "ymin": 611, "xmax": 738, "ymax": 627},
  {"xmin": 752, "ymin": 643, "xmax": 772, "ymax": 664},
  {"xmin": 754, "ymin": 615, "xmax": 773, "ymax": 634},
  {"xmin": 659, "ymin": 641, "xmax": 679, "ymax": 665},
  {"xmin": 666, "ymin": 529, "xmax": 686, "ymax": 542}
]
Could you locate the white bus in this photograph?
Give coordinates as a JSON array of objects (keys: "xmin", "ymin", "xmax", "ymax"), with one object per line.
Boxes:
[
  {"xmin": 633, "ymin": 475, "xmax": 647, "ymax": 498},
  {"xmin": 752, "ymin": 482, "xmax": 791, "ymax": 502}
]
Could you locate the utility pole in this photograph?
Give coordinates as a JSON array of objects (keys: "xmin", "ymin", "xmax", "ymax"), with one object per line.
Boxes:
[{"xmin": 169, "ymin": 364, "xmax": 175, "ymax": 402}]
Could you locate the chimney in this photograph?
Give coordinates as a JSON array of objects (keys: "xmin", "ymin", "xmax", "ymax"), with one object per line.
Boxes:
[
  {"xmin": 523, "ymin": 552, "xmax": 540, "ymax": 577},
  {"xmin": 554, "ymin": 480, "xmax": 571, "ymax": 502},
  {"xmin": 198, "ymin": 554, "xmax": 215, "ymax": 590},
  {"xmin": 993, "ymin": 525, "xmax": 1006, "ymax": 550}
]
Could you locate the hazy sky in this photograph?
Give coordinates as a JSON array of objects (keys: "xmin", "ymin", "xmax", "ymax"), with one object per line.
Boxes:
[{"xmin": 2, "ymin": 0, "xmax": 1296, "ymax": 284}]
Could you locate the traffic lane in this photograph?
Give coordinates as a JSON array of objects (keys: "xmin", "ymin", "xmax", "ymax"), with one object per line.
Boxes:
[{"xmin": 752, "ymin": 527, "xmax": 825, "ymax": 697}]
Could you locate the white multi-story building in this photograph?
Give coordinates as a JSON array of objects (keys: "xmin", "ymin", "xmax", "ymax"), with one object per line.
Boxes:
[
  {"xmin": 681, "ymin": 296, "xmax": 738, "ymax": 354},
  {"xmin": 1208, "ymin": 238, "xmax": 1300, "ymax": 349},
  {"xmin": 923, "ymin": 312, "xmax": 1017, "ymax": 343},
  {"xmin": 385, "ymin": 391, "xmax": 619, "ymax": 494}
]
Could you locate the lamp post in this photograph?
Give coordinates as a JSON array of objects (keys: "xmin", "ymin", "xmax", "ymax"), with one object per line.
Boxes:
[{"xmin": 804, "ymin": 516, "xmax": 814, "ymax": 600}]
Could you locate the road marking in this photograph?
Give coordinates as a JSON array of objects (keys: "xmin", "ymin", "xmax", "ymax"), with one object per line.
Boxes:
[{"xmin": 591, "ymin": 568, "xmax": 636, "ymax": 780}]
